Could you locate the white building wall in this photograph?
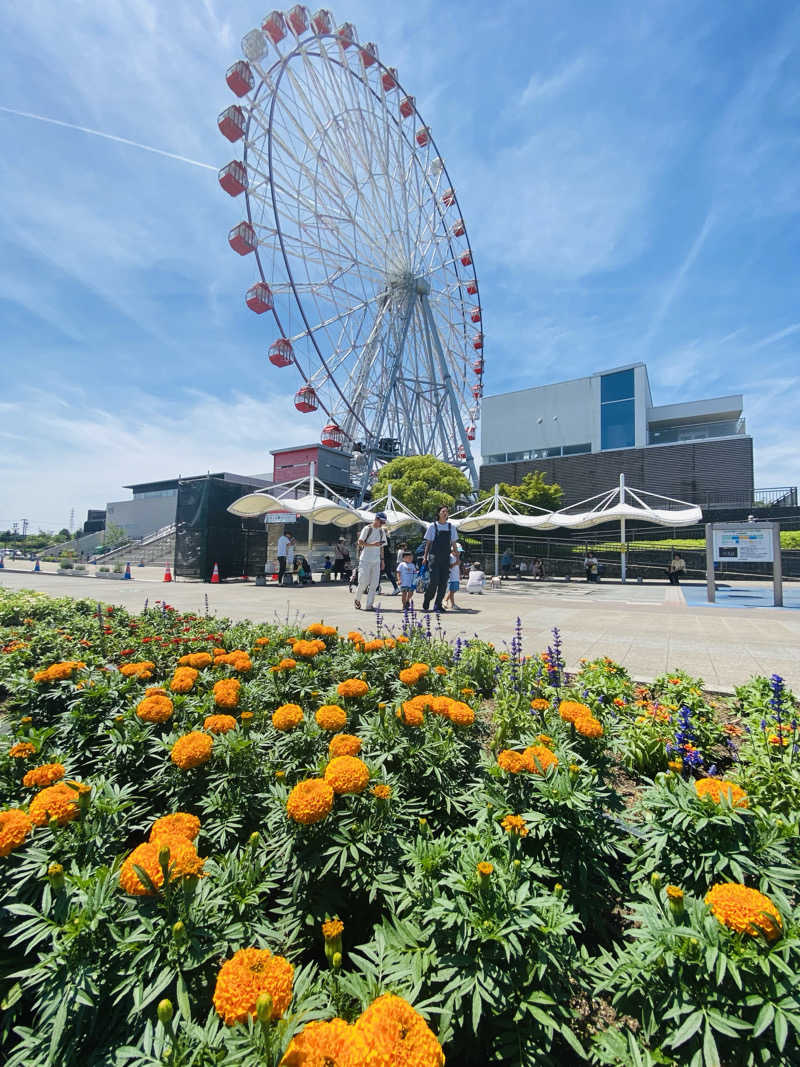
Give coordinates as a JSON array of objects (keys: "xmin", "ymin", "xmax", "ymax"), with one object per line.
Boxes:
[
  {"xmin": 482, "ymin": 377, "xmax": 596, "ymax": 458},
  {"xmin": 105, "ymin": 496, "xmax": 177, "ymax": 539}
]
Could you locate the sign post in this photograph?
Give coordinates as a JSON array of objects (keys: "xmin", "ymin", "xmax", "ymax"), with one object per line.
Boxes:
[{"xmin": 706, "ymin": 521, "xmax": 782, "ymax": 606}]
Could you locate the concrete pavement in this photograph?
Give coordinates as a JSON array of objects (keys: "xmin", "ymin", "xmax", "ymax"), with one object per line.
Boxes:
[{"xmin": 2, "ymin": 563, "xmax": 799, "ymax": 691}]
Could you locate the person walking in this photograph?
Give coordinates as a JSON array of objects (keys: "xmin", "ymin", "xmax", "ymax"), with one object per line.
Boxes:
[
  {"xmin": 421, "ymin": 505, "xmax": 459, "ymax": 613},
  {"xmin": 501, "ymin": 548, "xmax": 513, "ymax": 580},
  {"xmin": 354, "ymin": 512, "xmax": 388, "ymax": 610},
  {"xmin": 333, "ymin": 538, "xmax": 350, "ymax": 581},
  {"xmin": 397, "ymin": 549, "xmax": 417, "ymax": 609},
  {"xmin": 276, "ymin": 531, "xmax": 289, "ymax": 583}
]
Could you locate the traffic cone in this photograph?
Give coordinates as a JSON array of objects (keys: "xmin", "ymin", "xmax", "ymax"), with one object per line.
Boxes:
[
  {"xmin": 124, "ymin": 562, "xmax": 132, "ymax": 580},
  {"xmin": 0, "ymin": 556, "xmax": 4, "ymax": 569},
  {"xmin": 210, "ymin": 562, "xmax": 220, "ymax": 584},
  {"xmin": 163, "ymin": 564, "xmax": 172, "ymax": 583},
  {"xmin": 34, "ymin": 559, "xmax": 41, "ymax": 572}
]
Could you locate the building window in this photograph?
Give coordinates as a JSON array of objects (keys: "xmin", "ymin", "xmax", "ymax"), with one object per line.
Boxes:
[
  {"xmin": 562, "ymin": 442, "xmax": 591, "ymax": 455},
  {"xmin": 601, "ymin": 369, "xmax": 635, "ymax": 450}
]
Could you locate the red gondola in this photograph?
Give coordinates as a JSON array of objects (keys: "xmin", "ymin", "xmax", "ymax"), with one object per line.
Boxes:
[
  {"xmin": 288, "ymin": 5, "xmax": 309, "ymax": 35},
  {"xmin": 460, "ymin": 249, "xmax": 473, "ymax": 267},
  {"xmin": 399, "ymin": 96, "xmax": 415, "ymax": 118},
  {"xmin": 218, "ymin": 105, "xmax": 246, "ymax": 143},
  {"xmin": 416, "ymin": 126, "xmax": 430, "ymax": 147},
  {"xmin": 245, "ymin": 282, "xmax": 273, "ymax": 314},
  {"xmin": 472, "ymin": 332, "xmax": 483, "ymax": 351},
  {"xmin": 360, "ymin": 42, "xmax": 378, "ymax": 67},
  {"xmin": 321, "ymin": 422, "xmax": 346, "ymax": 448},
  {"xmin": 294, "ymin": 385, "xmax": 318, "ymax": 412},
  {"xmin": 228, "ymin": 221, "xmax": 257, "ymax": 255},
  {"xmin": 470, "ymin": 306, "xmax": 481, "ymax": 323},
  {"xmin": 441, "ymin": 187, "xmax": 455, "ymax": 207},
  {"xmin": 472, "ymin": 384, "xmax": 482, "ymax": 399},
  {"xmin": 337, "ymin": 22, "xmax": 356, "ymax": 47},
  {"xmin": 311, "ymin": 9, "xmax": 333, "ymax": 34},
  {"xmin": 457, "ymin": 445, "xmax": 467, "ymax": 460},
  {"xmin": 466, "ymin": 278, "xmax": 478, "ymax": 295},
  {"xmin": 262, "ymin": 10, "xmax": 287, "ymax": 44},
  {"xmin": 269, "ymin": 338, "xmax": 294, "ymax": 366},
  {"xmin": 451, "ymin": 218, "xmax": 465, "ymax": 237},
  {"xmin": 218, "ymin": 160, "xmax": 247, "ymax": 197},
  {"xmin": 381, "ymin": 67, "xmax": 398, "ymax": 91},
  {"xmin": 226, "ymin": 61, "xmax": 254, "ymax": 97},
  {"xmin": 472, "ymin": 358, "xmax": 484, "ymax": 375},
  {"xmin": 466, "ymin": 424, "xmax": 476, "ymax": 441}
]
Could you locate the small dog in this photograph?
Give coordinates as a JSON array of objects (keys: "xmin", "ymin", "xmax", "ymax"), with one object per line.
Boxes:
[{"xmin": 490, "ymin": 575, "xmax": 502, "ymax": 591}]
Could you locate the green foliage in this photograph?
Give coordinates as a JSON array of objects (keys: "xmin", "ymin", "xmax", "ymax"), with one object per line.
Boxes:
[
  {"xmin": 371, "ymin": 454, "xmax": 472, "ymax": 518},
  {"xmin": 480, "ymin": 469, "xmax": 563, "ymax": 510}
]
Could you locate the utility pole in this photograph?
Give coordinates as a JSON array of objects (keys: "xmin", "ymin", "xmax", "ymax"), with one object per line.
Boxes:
[
  {"xmin": 69, "ymin": 508, "xmax": 75, "ymax": 533},
  {"xmin": 21, "ymin": 519, "xmax": 29, "ymax": 539},
  {"xmin": 11, "ymin": 522, "xmax": 19, "ymax": 537}
]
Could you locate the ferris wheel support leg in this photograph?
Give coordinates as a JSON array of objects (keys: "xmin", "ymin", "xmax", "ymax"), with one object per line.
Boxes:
[
  {"xmin": 356, "ymin": 287, "xmax": 418, "ymax": 499},
  {"xmin": 419, "ymin": 293, "xmax": 479, "ymax": 488}
]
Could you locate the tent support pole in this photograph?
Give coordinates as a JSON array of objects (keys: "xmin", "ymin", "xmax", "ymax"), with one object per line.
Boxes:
[
  {"xmin": 620, "ymin": 474, "xmax": 627, "ymax": 583},
  {"xmin": 494, "ymin": 484, "xmax": 500, "ymax": 577},
  {"xmin": 308, "ymin": 462, "xmax": 315, "ymax": 556}
]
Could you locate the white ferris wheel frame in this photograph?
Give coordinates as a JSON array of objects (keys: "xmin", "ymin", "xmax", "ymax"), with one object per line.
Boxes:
[{"xmin": 225, "ymin": 11, "xmax": 483, "ymax": 495}]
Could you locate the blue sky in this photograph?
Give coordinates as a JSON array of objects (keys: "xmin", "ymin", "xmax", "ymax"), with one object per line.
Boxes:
[{"xmin": 1, "ymin": 0, "xmax": 798, "ymax": 531}]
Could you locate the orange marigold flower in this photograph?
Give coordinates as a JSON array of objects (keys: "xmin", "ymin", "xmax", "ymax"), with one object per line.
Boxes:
[
  {"xmin": 384, "ymin": 637, "xmax": 396, "ymax": 650},
  {"xmin": 371, "ymin": 784, "xmax": 391, "ymax": 800},
  {"xmin": 286, "ymin": 778, "xmax": 334, "ymax": 825},
  {"xmin": 501, "ymin": 814, "xmax": 529, "ymax": 837},
  {"xmin": 362, "ymin": 639, "xmax": 385, "ymax": 652},
  {"xmin": 538, "ymin": 734, "xmax": 553, "ymax": 746},
  {"xmin": 397, "ymin": 701, "xmax": 425, "ymax": 727},
  {"xmin": 28, "ymin": 783, "xmax": 81, "ymax": 826},
  {"xmin": 150, "ymin": 812, "xmax": 201, "ymax": 843},
  {"xmin": 497, "ymin": 749, "xmax": 527, "ymax": 774},
  {"xmin": 254, "ymin": 636, "xmax": 271, "ymax": 647},
  {"xmin": 559, "ymin": 700, "xmax": 592, "ymax": 723},
  {"xmin": 695, "ymin": 777, "xmax": 748, "ymax": 808},
  {"xmin": 329, "ymin": 733, "xmax": 362, "ymax": 757},
  {"xmin": 705, "ymin": 882, "xmax": 782, "ymax": 941},
  {"xmin": 396, "ymin": 635, "xmax": 410, "ymax": 644},
  {"xmin": 280, "ymin": 1018, "xmax": 370, "ymax": 1067},
  {"xmin": 170, "ymin": 666, "xmax": 198, "ymax": 693},
  {"xmin": 170, "ymin": 732, "xmax": 213, "ymax": 770},
  {"xmin": 33, "ymin": 660, "xmax": 87, "ymax": 683},
  {"xmin": 119, "ymin": 838, "xmax": 204, "ymax": 895},
  {"xmin": 666, "ymin": 885, "xmax": 684, "ymax": 902},
  {"xmin": 0, "ymin": 808, "xmax": 33, "ymax": 857},
  {"xmin": 270, "ymin": 657, "xmax": 297, "ymax": 673},
  {"xmin": 273, "ymin": 703, "xmax": 304, "ymax": 731},
  {"xmin": 444, "ymin": 700, "xmax": 475, "ymax": 727},
  {"xmin": 213, "ymin": 678, "xmax": 241, "ymax": 709},
  {"xmin": 355, "ymin": 994, "xmax": 444, "ymax": 1067},
  {"xmin": 337, "ymin": 678, "xmax": 369, "ymax": 700},
  {"xmin": 530, "ymin": 698, "xmax": 549, "ymax": 711},
  {"xmin": 498, "ymin": 653, "xmax": 510, "ymax": 662},
  {"xmin": 524, "ymin": 744, "xmax": 559, "ymax": 774},
  {"xmin": 216, "ymin": 650, "xmax": 252, "ymax": 672},
  {"xmin": 307, "ymin": 622, "xmax": 337, "ymax": 637},
  {"xmin": 347, "ymin": 631, "xmax": 365, "ymax": 644},
  {"xmin": 136, "ymin": 694, "xmax": 174, "ymax": 724},
  {"xmin": 145, "ymin": 686, "xmax": 169, "ymax": 697},
  {"xmin": 22, "ymin": 762, "xmax": 65, "ymax": 788},
  {"xmin": 322, "ymin": 918, "xmax": 344, "ymax": 940},
  {"xmin": 574, "ymin": 715, "xmax": 604, "ymax": 739},
  {"xmin": 325, "ymin": 755, "xmax": 370, "ymax": 795},
  {"xmin": 9, "ymin": 742, "xmax": 36, "ymax": 759},
  {"xmin": 204, "ymin": 714, "xmax": 238, "ymax": 734},
  {"xmin": 178, "ymin": 652, "xmax": 213, "ymax": 668},
  {"xmin": 434, "ymin": 665, "xmax": 447, "ymax": 675},
  {"xmin": 477, "ymin": 861, "xmax": 494, "ymax": 876},
  {"xmin": 119, "ymin": 660, "xmax": 155, "ymax": 680},
  {"xmin": 316, "ymin": 705, "xmax": 348, "ymax": 731},
  {"xmin": 292, "ymin": 638, "xmax": 326, "ymax": 659}
]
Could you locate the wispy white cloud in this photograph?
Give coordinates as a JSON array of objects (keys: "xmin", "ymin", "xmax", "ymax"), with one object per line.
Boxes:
[
  {"xmin": 751, "ymin": 323, "xmax": 800, "ymax": 350},
  {"xmin": 519, "ymin": 57, "xmax": 589, "ymax": 107}
]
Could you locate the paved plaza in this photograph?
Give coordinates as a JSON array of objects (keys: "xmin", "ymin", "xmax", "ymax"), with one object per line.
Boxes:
[{"xmin": 3, "ymin": 561, "xmax": 799, "ymax": 691}]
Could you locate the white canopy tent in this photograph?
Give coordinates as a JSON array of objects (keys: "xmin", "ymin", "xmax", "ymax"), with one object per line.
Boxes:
[{"xmin": 451, "ymin": 476, "xmax": 703, "ymax": 580}]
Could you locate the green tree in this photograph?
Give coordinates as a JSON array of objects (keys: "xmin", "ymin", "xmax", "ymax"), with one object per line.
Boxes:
[
  {"xmin": 480, "ymin": 470, "xmax": 564, "ymax": 510},
  {"xmin": 102, "ymin": 522, "xmax": 128, "ymax": 547},
  {"xmin": 57, "ymin": 528, "xmax": 71, "ymax": 540},
  {"xmin": 371, "ymin": 454, "xmax": 472, "ymax": 519}
]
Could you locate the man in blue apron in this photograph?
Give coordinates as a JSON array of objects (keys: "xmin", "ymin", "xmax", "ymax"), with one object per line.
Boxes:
[{"xmin": 421, "ymin": 505, "xmax": 459, "ymax": 613}]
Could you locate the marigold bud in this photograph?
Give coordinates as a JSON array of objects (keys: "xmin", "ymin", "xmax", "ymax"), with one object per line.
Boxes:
[
  {"xmin": 248, "ymin": 831, "xmax": 260, "ymax": 848},
  {"xmin": 332, "ymin": 951, "xmax": 342, "ymax": 970},
  {"xmin": 172, "ymin": 920, "xmax": 188, "ymax": 945},
  {"xmin": 47, "ymin": 863, "xmax": 65, "ymax": 890},
  {"xmin": 48, "ymin": 815, "xmax": 60, "ymax": 831},
  {"xmin": 553, "ymin": 883, "xmax": 564, "ymax": 897},
  {"xmin": 256, "ymin": 993, "xmax": 273, "ymax": 1024},
  {"xmin": 650, "ymin": 872, "xmax": 663, "ymax": 889},
  {"xmin": 158, "ymin": 845, "xmax": 171, "ymax": 870},
  {"xmin": 157, "ymin": 999, "xmax": 174, "ymax": 1026}
]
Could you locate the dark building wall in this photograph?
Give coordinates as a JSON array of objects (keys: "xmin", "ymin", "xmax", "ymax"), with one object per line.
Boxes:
[{"xmin": 479, "ymin": 437, "xmax": 754, "ymax": 506}]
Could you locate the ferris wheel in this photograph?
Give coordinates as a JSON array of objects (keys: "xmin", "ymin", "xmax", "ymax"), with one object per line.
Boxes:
[{"xmin": 218, "ymin": 7, "xmax": 483, "ymax": 496}]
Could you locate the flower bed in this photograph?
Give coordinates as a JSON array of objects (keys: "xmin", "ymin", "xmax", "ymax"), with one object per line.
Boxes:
[{"xmin": 0, "ymin": 590, "xmax": 799, "ymax": 1066}]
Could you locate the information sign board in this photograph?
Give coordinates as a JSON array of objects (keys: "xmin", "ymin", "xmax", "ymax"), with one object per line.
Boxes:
[
  {"xmin": 712, "ymin": 528, "xmax": 774, "ymax": 563},
  {"xmin": 264, "ymin": 512, "xmax": 297, "ymax": 524}
]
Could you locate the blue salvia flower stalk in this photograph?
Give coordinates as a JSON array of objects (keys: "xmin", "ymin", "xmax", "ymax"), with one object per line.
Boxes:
[
  {"xmin": 375, "ymin": 607, "xmax": 383, "ymax": 634},
  {"xmin": 770, "ymin": 674, "xmax": 785, "ymax": 729},
  {"xmin": 454, "ymin": 636, "xmax": 463, "ymax": 662}
]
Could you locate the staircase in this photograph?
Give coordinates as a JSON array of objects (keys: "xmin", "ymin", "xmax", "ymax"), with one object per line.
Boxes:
[{"xmin": 93, "ymin": 525, "xmax": 176, "ymax": 566}]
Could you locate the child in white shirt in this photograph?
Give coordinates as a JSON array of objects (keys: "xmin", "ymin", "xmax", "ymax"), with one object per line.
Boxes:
[
  {"xmin": 445, "ymin": 553, "xmax": 460, "ymax": 609},
  {"xmin": 466, "ymin": 562, "xmax": 485, "ymax": 594},
  {"xmin": 396, "ymin": 551, "xmax": 417, "ymax": 609}
]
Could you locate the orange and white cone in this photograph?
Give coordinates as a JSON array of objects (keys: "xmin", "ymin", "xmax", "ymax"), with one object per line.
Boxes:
[
  {"xmin": 163, "ymin": 564, "xmax": 172, "ymax": 582},
  {"xmin": 210, "ymin": 562, "xmax": 220, "ymax": 584}
]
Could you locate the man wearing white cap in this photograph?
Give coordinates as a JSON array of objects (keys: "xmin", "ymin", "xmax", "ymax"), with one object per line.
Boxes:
[{"xmin": 354, "ymin": 512, "xmax": 387, "ymax": 610}]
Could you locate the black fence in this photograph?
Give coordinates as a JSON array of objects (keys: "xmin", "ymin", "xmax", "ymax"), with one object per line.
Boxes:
[{"xmin": 174, "ymin": 477, "xmax": 267, "ymax": 582}]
